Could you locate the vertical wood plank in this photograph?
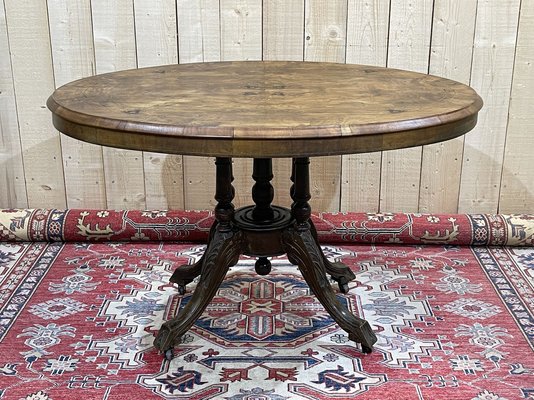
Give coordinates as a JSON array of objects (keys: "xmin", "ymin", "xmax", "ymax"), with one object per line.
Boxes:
[
  {"xmin": 263, "ymin": 0, "xmax": 305, "ymax": 208},
  {"xmin": 4, "ymin": 0, "xmax": 66, "ymax": 208},
  {"xmin": 177, "ymin": 0, "xmax": 221, "ymax": 63},
  {"xmin": 134, "ymin": 0, "xmax": 184, "ymax": 210},
  {"xmin": 2, "ymin": 0, "xmax": 529, "ymax": 213},
  {"xmin": 304, "ymin": 0, "xmax": 347, "ymax": 212},
  {"xmin": 341, "ymin": 0, "xmax": 390, "ymax": 212},
  {"xmin": 305, "ymin": 0, "xmax": 347, "ymax": 62},
  {"xmin": 220, "ymin": 0, "xmax": 263, "ymax": 62},
  {"xmin": 380, "ymin": 0, "xmax": 433, "ymax": 212},
  {"xmin": 47, "ymin": 0, "xmax": 107, "ymax": 209},
  {"xmin": 220, "ymin": 0, "xmax": 262, "ymax": 208},
  {"xmin": 263, "ymin": 0, "xmax": 304, "ymax": 62},
  {"xmin": 91, "ymin": 0, "xmax": 146, "ymax": 209},
  {"xmin": 419, "ymin": 0, "xmax": 477, "ymax": 213},
  {"xmin": 134, "ymin": 0, "xmax": 178, "ymax": 66},
  {"xmin": 458, "ymin": 0, "xmax": 521, "ymax": 213},
  {"xmin": 346, "ymin": 0, "xmax": 390, "ymax": 65},
  {"xmin": 499, "ymin": 0, "xmax": 534, "ymax": 212},
  {"xmin": 0, "ymin": 0, "xmax": 27, "ymax": 207},
  {"xmin": 177, "ymin": 0, "xmax": 221, "ymax": 210}
]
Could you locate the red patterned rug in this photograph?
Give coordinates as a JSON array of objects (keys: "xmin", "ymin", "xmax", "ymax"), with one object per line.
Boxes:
[{"xmin": 0, "ymin": 210, "xmax": 533, "ymax": 399}]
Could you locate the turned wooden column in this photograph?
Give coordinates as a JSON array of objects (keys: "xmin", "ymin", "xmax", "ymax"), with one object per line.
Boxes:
[
  {"xmin": 252, "ymin": 158, "xmax": 274, "ymax": 221},
  {"xmin": 291, "ymin": 157, "xmax": 312, "ymax": 230},
  {"xmin": 214, "ymin": 157, "xmax": 235, "ymax": 232}
]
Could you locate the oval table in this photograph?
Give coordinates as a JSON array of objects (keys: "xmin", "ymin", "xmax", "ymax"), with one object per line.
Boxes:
[{"xmin": 47, "ymin": 61, "xmax": 483, "ymax": 360}]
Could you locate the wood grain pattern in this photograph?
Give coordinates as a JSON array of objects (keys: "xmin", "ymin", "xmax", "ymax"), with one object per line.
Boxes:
[
  {"xmin": 48, "ymin": 0, "xmax": 106, "ymax": 209},
  {"xmin": 499, "ymin": 0, "xmax": 534, "ymax": 212},
  {"xmin": 304, "ymin": 0, "xmax": 347, "ymax": 63},
  {"xmin": 49, "ymin": 62, "xmax": 482, "ymax": 157},
  {"xmin": 177, "ymin": 0, "xmax": 221, "ymax": 63},
  {"xmin": 342, "ymin": 0, "xmax": 390, "ymax": 213},
  {"xmin": 419, "ymin": 0, "xmax": 477, "ymax": 213},
  {"xmin": 380, "ymin": 0, "xmax": 433, "ymax": 212},
  {"xmin": 48, "ymin": 59, "xmax": 481, "ymax": 214},
  {"xmin": 4, "ymin": 0, "xmax": 66, "ymax": 208},
  {"xmin": 263, "ymin": 0, "xmax": 304, "ymax": 62},
  {"xmin": 134, "ymin": 0, "xmax": 183, "ymax": 210},
  {"xmin": 459, "ymin": 0, "xmax": 521, "ymax": 212},
  {"xmin": 0, "ymin": 2, "xmax": 26, "ymax": 207},
  {"xmin": 220, "ymin": 0, "xmax": 262, "ymax": 62},
  {"xmin": 91, "ymin": 0, "xmax": 146, "ymax": 209}
]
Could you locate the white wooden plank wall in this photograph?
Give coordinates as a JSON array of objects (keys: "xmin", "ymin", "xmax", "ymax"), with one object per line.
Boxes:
[
  {"xmin": 220, "ymin": 0, "xmax": 262, "ymax": 208},
  {"xmin": 177, "ymin": 0, "xmax": 220, "ymax": 211},
  {"xmin": 459, "ymin": 0, "xmax": 522, "ymax": 213},
  {"xmin": 419, "ymin": 0, "xmax": 477, "ymax": 213},
  {"xmin": 341, "ymin": 0, "xmax": 390, "ymax": 212},
  {"xmin": 92, "ymin": 0, "xmax": 146, "ymax": 210},
  {"xmin": 263, "ymin": 0, "xmax": 304, "ymax": 209},
  {"xmin": 499, "ymin": 0, "xmax": 534, "ymax": 212},
  {"xmin": 4, "ymin": 0, "xmax": 66, "ymax": 208},
  {"xmin": 0, "ymin": 1, "xmax": 531, "ymax": 213},
  {"xmin": 380, "ymin": 0, "xmax": 433, "ymax": 212},
  {"xmin": 0, "ymin": 1, "xmax": 26, "ymax": 207},
  {"xmin": 304, "ymin": 0, "xmax": 347, "ymax": 212},
  {"xmin": 48, "ymin": 0, "xmax": 106, "ymax": 209},
  {"xmin": 134, "ymin": 0, "xmax": 183, "ymax": 210}
]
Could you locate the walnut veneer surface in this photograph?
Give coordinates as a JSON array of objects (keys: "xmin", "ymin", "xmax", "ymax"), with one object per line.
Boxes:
[{"xmin": 47, "ymin": 61, "xmax": 482, "ymax": 158}]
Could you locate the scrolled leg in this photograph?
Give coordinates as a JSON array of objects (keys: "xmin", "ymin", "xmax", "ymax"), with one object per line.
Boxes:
[
  {"xmin": 169, "ymin": 222, "xmax": 217, "ymax": 294},
  {"xmin": 290, "ymin": 158, "xmax": 355, "ymax": 293},
  {"xmin": 155, "ymin": 157, "xmax": 242, "ymax": 356},
  {"xmin": 309, "ymin": 220, "xmax": 356, "ymax": 293},
  {"xmin": 282, "ymin": 227, "xmax": 377, "ymax": 352},
  {"xmin": 154, "ymin": 229, "xmax": 244, "ymax": 354}
]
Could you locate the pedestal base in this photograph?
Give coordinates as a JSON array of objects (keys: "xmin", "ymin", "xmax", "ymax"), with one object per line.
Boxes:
[
  {"xmin": 154, "ymin": 157, "xmax": 377, "ymax": 359},
  {"xmin": 155, "ymin": 210, "xmax": 377, "ymax": 358}
]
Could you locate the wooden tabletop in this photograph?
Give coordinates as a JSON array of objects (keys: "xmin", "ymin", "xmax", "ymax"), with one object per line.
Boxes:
[{"xmin": 47, "ymin": 61, "xmax": 482, "ymax": 158}]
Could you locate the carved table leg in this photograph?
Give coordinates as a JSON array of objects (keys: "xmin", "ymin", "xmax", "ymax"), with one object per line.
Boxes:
[
  {"xmin": 309, "ymin": 220, "xmax": 356, "ymax": 294},
  {"xmin": 155, "ymin": 157, "xmax": 376, "ymax": 358},
  {"xmin": 154, "ymin": 228, "xmax": 244, "ymax": 358},
  {"xmin": 290, "ymin": 158, "xmax": 356, "ymax": 294},
  {"xmin": 155, "ymin": 157, "xmax": 241, "ymax": 359},
  {"xmin": 282, "ymin": 228, "xmax": 376, "ymax": 352},
  {"xmin": 169, "ymin": 222, "xmax": 217, "ymax": 294},
  {"xmin": 287, "ymin": 157, "xmax": 377, "ymax": 353}
]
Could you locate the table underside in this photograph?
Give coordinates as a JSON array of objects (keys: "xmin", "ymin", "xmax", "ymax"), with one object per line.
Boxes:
[{"xmin": 153, "ymin": 157, "xmax": 377, "ymax": 359}]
